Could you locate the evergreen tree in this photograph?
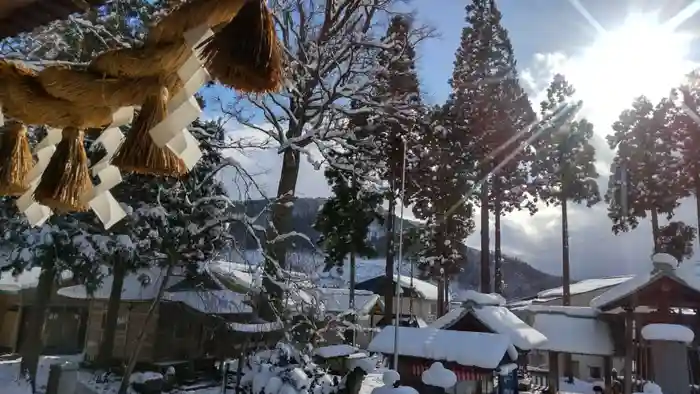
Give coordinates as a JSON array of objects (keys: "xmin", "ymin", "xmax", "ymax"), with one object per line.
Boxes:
[
  {"xmin": 314, "ymin": 151, "xmax": 383, "ymax": 274},
  {"xmin": 531, "ymin": 74, "xmax": 600, "ymax": 306},
  {"xmin": 605, "ymin": 96, "xmax": 686, "ymax": 248},
  {"xmin": 447, "ymin": 0, "xmax": 533, "ymax": 293},
  {"xmin": 656, "ymin": 221, "xmax": 697, "ymax": 263},
  {"xmin": 411, "ymin": 105, "xmax": 474, "ymax": 315},
  {"xmin": 344, "ymin": 15, "xmax": 423, "ymax": 322},
  {"xmin": 670, "ymin": 72, "xmax": 700, "ymax": 249}
]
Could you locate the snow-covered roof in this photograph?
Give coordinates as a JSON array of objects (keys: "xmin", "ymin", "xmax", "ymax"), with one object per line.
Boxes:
[
  {"xmin": 57, "ymin": 267, "xmax": 185, "ymax": 301},
  {"xmin": 641, "ymin": 323, "xmax": 694, "ymax": 343},
  {"xmin": 394, "ymin": 275, "xmax": 439, "ymax": 301},
  {"xmin": 523, "ymin": 305, "xmax": 599, "ymax": 318},
  {"xmin": 368, "ymin": 326, "xmax": 515, "ymax": 369},
  {"xmin": 453, "ymin": 290, "xmax": 506, "ymax": 306},
  {"xmin": 313, "ymin": 344, "xmax": 363, "ymax": 359},
  {"xmin": 429, "ymin": 300, "xmax": 546, "ymax": 351},
  {"xmin": 163, "ymin": 290, "xmax": 252, "ymax": 314},
  {"xmin": 315, "ymin": 288, "xmax": 381, "ymax": 315},
  {"xmin": 537, "ymin": 276, "xmax": 634, "ymax": 299},
  {"xmin": 532, "ymin": 310, "xmax": 613, "ymax": 356},
  {"xmin": 0, "ymin": 267, "xmax": 74, "ymax": 294}
]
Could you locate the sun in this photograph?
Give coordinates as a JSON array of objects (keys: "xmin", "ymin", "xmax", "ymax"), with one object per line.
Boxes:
[{"xmin": 565, "ymin": 11, "xmax": 695, "ymax": 125}]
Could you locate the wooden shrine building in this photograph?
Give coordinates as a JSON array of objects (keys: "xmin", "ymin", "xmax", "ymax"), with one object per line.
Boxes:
[{"xmin": 590, "ymin": 253, "xmax": 700, "ymax": 394}]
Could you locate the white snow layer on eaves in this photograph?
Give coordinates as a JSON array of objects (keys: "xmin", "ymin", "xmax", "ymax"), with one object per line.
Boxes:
[
  {"xmin": 391, "ymin": 274, "xmax": 439, "ymax": 301},
  {"xmin": 537, "ymin": 275, "xmax": 634, "ymax": 299},
  {"xmin": 368, "ymin": 326, "xmax": 513, "ymax": 369},
  {"xmin": 315, "ymin": 288, "xmax": 380, "ymax": 314},
  {"xmin": 57, "ymin": 266, "xmax": 185, "ymax": 301},
  {"xmin": 532, "ymin": 312, "xmax": 614, "ymax": 356},
  {"xmin": 163, "ymin": 290, "xmax": 253, "ymax": 314}
]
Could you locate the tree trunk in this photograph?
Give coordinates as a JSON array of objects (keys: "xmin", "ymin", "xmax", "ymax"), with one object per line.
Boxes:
[
  {"xmin": 384, "ymin": 181, "xmax": 396, "ymax": 322},
  {"xmin": 261, "ymin": 148, "xmax": 302, "ymax": 321},
  {"xmin": 443, "ymin": 270, "xmax": 450, "ymax": 314},
  {"xmin": 436, "ymin": 278, "xmax": 445, "ymax": 317},
  {"xmin": 20, "ymin": 260, "xmax": 56, "ymax": 393},
  {"xmin": 97, "ymin": 256, "xmax": 128, "ymax": 367},
  {"xmin": 494, "ymin": 195, "xmax": 503, "ymax": 294},
  {"xmin": 348, "ymin": 249, "xmax": 356, "ymax": 345},
  {"xmin": 480, "ymin": 182, "xmax": 491, "ymax": 293},
  {"xmin": 117, "ymin": 263, "xmax": 174, "ymax": 394},
  {"xmin": 695, "ymin": 179, "xmax": 700, "ymax": 252},
  {"xmin": 651, "ymin": 209, "xmax": 660, "ymax": 253},
  {"xmin": 561, "ymin": 198, "xmax": 571, "ymax": 306}
]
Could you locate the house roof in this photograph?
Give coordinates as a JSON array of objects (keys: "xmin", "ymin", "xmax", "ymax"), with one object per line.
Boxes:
[
  {"xmin": 355, "ymin": 274, "xmax": 440, "ymax": 301},
  {"xmin": 0, "ymin": 0, "xmax": 108, "ymax": 40},
  {"xmin": 530, "ymin": 307, "xmax": 614, "ymax": 356}
]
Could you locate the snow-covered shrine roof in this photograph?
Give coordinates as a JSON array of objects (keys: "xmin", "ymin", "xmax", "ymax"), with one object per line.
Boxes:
[
  {"xmin": 0, "ymin": 0, "xmax": 108, "ymax": 40},
  {"xmin": 430, "ymin": 290, "xmax": 547, "ymax": 351},
  {"xmin": 530, "ymin": 306, "xmax": 614, "ymax": 356},
  {"xmin": 590, "ymin": 254, "xmax": 700, "ymax": 311},
  {"xmin": 368, "ymin": 326, "xmax": 517, "ymax": 370}
]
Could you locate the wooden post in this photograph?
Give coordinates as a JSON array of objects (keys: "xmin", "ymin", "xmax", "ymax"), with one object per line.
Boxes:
[
  {"xmin": 548, "ymin": 351, "xmax": 559, "ymax": 392},
  {"xmin": 604, "ymin": 356, "xmax": 612, "ymax": 391},
  {"xmin": 624, "ymin": 308, "xmax": 634, "ymax": 394}
]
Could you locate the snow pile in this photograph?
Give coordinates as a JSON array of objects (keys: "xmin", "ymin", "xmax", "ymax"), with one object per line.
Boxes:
[
  {"xmin": 421, "ymin": 362, "xmax": 456, "ymax": 388},
  {"xmin": 368, "ymin": 326, "xmax": 512, "ymax": 369},
  {"xmin": 129, "ymin": 371, "xmax": 163, "ymax": 384},
  {"xmin": 370, "ymin": 371, "xmax": 418, "ymax": 394},
  {"xmin": 641, "ymin": 324, "xmax": 694, "ymax": 343},
  {"xmin": 454, "ymin": 290, "xmax": 505, "ymax": 306},
  {"xmin": 237, "ymin": 343, "xmax": 341, "ymax": 394},
  {"xmin": 643, "ymin": 382, "xmax": 662, "ymax": 394}
]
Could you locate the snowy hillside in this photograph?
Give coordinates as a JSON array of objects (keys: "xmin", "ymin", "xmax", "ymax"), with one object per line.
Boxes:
[{"xmin": 224, "ymin": 198, "xmax": 561, "ymax": 299}]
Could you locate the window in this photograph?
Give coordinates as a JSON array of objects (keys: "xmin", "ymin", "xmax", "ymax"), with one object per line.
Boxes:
[
  {"xmin": 589, "ymin": 366, "xmax": 602, "ymax": 379},
  {"xmin": 429, "ymin": 303, "xmax": 437, "ymax": 316}
]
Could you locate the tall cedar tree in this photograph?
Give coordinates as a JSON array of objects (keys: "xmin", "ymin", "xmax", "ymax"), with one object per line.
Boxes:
[
  {"xmin": 656, "ymin": 221, "xmax": 697, "ymax": 263},
  {"xmin": 489, "ymin": 78, "xmax": 536, "ymax": 294},
  {"xmin": 605, "ymin": 96, "xmax": 686, "ymax": 247},
  {"xmin": 531, "ymin": 75, "xmax": 600, "ymax": 306},
  {"xmin": 314, "ymin": 146, "xmax": 384, "ymax": 275},
  {"xmin": 447, "ymin": 0, "xmax": 532, "ymax": 292},
  {"xmin": 366, "ymin": 16, "xmax": 423, "ymax": 322},
  {"xmin": 412, "ymin": 105, "xmax": 474, "ymax": 315},
  {"xmin": 671, "ymin": 71, "xmax": 700, "ymax": 248}
]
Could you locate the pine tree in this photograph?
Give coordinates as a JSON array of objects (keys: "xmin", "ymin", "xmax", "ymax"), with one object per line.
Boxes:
[
  {"xmin": 656, "ymin": 221, "xmax": 697, "ymax": 263},
  {"xmin": 531, "ymin": 75, "xmax": 600, "ymax": 306},
  {"xmin": 447, "ymin": 0, "xmax": 533, "ymax": 293},
  {"xmin": 411, "ymin": 105, "xmax": 474, "ymax": 315},
  {"xmin": 605, "ymin": 96, "xmax": 687, "ymax": 248}
]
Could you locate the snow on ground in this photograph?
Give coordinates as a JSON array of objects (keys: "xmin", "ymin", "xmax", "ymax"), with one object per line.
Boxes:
[
  {"xmin": 559, "ymin": 377, "xmax": 604, "ymax": 394},
  {"xmin": 1, "ymin": 354, "xmax": 84, "ymax": 394},
  {"xmin": 360, "ymin": 370, "xmax": 387, "ymax": 394}
]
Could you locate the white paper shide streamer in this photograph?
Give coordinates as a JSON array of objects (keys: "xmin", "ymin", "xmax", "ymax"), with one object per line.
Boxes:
[
  {"xmin": 86, "ymin": 106, "xmax": 134, "ymax": 229},
  {"xmin": 16, "ymin": 126, "xmax": 62, "ymax": 227},
  {"xmin": 149, "ymin": 25, "xmax": 209, "ymax": 170},
  {"xmin": 16, "ymin": 107, "xmax": 134, "ymax": 228}
]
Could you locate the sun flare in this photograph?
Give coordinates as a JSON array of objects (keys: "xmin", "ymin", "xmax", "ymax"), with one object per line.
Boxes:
[{"xmin": 566, "ymin": 12, "xmax": 695, "ymax": 124}]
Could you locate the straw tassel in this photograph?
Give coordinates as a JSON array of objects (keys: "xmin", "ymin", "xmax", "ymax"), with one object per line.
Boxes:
[
  {"xmin": 0, "ymin": 121, "xmax": 34, "ymax": 196},
  {"xmin": 197, "ymin": 0, "xmax": 283, "ymax": 93},
  {"xmin": 111, "ymin": 87, "xmax": 187, "ymax": 177},
  {"xmin": 34, "ymin": 127, "xmax": 92, "ymax": 213}
]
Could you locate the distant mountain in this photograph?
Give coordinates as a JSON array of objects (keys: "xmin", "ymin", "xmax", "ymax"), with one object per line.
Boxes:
[{"xmin": 229, "ymin": 198, "xmax": 561, "ymax": 299}]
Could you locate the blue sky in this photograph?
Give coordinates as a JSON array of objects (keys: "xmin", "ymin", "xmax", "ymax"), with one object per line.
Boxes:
[{"xmin": 413, "ymin": 0, "xmax": 700, "ymax": 103}]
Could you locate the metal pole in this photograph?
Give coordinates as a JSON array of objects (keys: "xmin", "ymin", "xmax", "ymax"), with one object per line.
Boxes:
[{"xmin": 392, "ymin": 138, "xmax": 408, "ymax": 370}]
